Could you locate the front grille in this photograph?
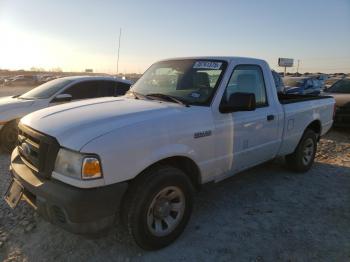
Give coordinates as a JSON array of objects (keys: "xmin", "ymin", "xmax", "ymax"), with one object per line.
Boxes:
[
  {"xmin": 18, "ymin": 130, "xmax": 40, "ymax": 172},
  {"xmin": 18, "ymin": 123, "xmax": 60, "ymax": 179}
]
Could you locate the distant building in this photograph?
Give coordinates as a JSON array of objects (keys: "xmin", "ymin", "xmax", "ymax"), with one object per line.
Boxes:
[{"xmin": 85, "ymin": 69, "xmax": 93, "ymax": 73}]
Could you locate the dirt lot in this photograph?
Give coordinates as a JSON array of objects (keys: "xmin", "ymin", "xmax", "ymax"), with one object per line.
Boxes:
[
  {"xmin": 0, "ymin": 86, "xmax": 32, "ymax": 98},
  {"xmin": 0, "ymin": 129, "xmax": 348, "ymax": 261}
]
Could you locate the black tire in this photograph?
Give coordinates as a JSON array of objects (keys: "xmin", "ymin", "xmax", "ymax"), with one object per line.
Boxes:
[
  {"xmin": 122, "ymin": 165, "xmax": 194, "ymax": 250},
  {"xmin": 285, "ymin": 129, "xmax": 317, "ymax": 172},
  {"xmin": 0, "ymin": 121, "xmax": 18, "ymax": 153}
]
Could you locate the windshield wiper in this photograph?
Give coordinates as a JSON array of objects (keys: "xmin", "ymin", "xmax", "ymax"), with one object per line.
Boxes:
[
  {"xmin": 16, "ymin": 96, "xmax": 34, "ymax": 100},
  {"xmin": 146, "ymin": 93, "xmax": 189, "ymax": 107},
  {"xmin": 127, "ymin": 90, "xmax": 150, "ymax": 100}
]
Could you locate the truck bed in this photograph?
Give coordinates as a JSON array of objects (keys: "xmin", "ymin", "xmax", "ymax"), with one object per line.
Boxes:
[
  {"xmin": 277, "ymin": 93, "xmax": 334, "ymax": 157},
  {"xmin": 278, "ymin": 93, "xmax": 333, "ymax": 104}
]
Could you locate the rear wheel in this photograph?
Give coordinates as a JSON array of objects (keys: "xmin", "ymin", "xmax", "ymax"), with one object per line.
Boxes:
[
  {"xmin": 285, "ymin": 129, "xmax": 317, "ymax": 172},
  {"xmin": 0, "ymin": 121, "xmax": 18, "ymax": 153},
  {"xmin": 122, "ymin": 165, "xmax": 194, "ymax": 250}
]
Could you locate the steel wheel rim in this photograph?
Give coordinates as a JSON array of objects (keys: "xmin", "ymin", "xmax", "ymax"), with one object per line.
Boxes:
[
  {"xmin": 302, "ymin": 138, "xmax": 314, "ymax": 165},
  {"xmin": 147, "ymin": 186, "xmax": 185, "ymax": 237}
]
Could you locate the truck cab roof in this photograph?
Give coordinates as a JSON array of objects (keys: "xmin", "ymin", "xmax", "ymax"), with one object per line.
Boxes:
[{"xmin": 158, "ymin": 56, "xmax": 267, "ymax": 64}]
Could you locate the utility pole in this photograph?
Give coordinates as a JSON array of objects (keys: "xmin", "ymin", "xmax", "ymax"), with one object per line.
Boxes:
[
  {"xmin": 117, "ymin": 28, "xmax": 122, "ymax": 75},
  {"xmin": 296, "ymin": 59, "xmax": 300, "ymax": 74}
]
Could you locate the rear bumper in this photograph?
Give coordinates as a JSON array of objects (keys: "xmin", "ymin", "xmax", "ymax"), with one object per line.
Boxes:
[{"xmin": 10, "ymin": 148, "xmax": 128, "ymax": 235}]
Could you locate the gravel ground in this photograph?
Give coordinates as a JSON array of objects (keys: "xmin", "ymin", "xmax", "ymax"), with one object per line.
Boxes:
[
  {"xmin": 0, "ymin": 86, "xmax": 32, "ymax": 98},
  {"xmin": 0, "ymin": 129, "xmax": 349, "ymax": 261}
]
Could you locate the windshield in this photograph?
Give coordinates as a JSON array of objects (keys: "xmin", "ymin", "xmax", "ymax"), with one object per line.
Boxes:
[
  {"xmin": 328, "ymin": 79, "xmax": 350, "ymax": 94},
  {"xmin": 19, "ymin": 78, "xmax": 74, "ymax": 99},
  {"xmin": 130, "ymin": 59, "xmax": 227, "ymax": 106},
  {"xmin": 283, "ymin": 78, "xmax": 305, "ymax": 88}
]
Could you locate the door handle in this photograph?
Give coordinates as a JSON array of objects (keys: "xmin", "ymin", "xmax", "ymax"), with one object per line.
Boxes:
[{"xmin": 267, "ymin": 115, "xmax": 275, "ymax": 121}]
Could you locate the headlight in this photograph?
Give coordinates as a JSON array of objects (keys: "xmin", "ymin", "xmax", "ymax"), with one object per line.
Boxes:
[{"xmin": 54, "ymin": 148, "xmax": 102, "ymax": 180}]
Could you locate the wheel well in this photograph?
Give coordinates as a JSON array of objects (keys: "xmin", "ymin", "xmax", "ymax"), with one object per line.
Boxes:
[
  {"xmin": 306, "ymin": 120, "xmax": 321, "ymax": 140},
  {"xmin": 140, "ymin": 156, "xmax": 202, "ymax": 191},
  {"xmin": 1, "ymin": 119, "xmax": 18, "ymax": 127},
  {"xmin": 0, "ymin": 120, "xmax": 16, "ymax": 134}
]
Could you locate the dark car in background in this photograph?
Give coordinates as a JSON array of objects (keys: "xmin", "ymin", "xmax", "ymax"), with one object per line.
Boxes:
[
  {"xmin": 284, "ymin": 77, "xmax": 322, "ymax": 95},
  {"xmin": 324, "ymin": 78, "xmax": 350, "ymax": 127}
]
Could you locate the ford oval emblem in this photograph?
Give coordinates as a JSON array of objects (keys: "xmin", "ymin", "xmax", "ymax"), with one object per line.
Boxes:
[{"xmin": 21, "ymin": 142, "xmax": 31, "ymax": 157}]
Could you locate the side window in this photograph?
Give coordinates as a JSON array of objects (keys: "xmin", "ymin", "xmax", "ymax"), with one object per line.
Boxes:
[
  {"xmin": 223, "ymin": 65, "xmax": 268, "ymax": 107},
  {"xmin": 116, "ymin": 82, "xmax": 131, "ymax": 96},
  {"xmin": 97, "ymin": 81, "xmax": 116, "ymax": 97},
  {"xmin": 63, "ymin": 81, "xmax": 99, "ymax": 100}
]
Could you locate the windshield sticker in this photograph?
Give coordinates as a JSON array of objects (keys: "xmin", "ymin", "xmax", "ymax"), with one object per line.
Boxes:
[
  {"xmin": 190, "ymin": 92, "xmax": 201, "ymax": 98},
  {"xmin": 193, "ymin": 61, "xmax": 222, "ymax": 70}
]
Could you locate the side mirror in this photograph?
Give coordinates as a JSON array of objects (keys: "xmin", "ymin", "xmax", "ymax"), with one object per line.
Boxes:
[
  {"xmin": 220, "ymin": 92, "xmax": 256, "ymax": 113},
  {"xmin": 51, "ymin": 94, "xmax": 72, "ymax": 103}
]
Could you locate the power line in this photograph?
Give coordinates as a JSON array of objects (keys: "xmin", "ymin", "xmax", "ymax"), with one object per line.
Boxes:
[
  {"xmin": 301, "ymin": 57, "xmax": 350, "ymax": 61},
  {"xmin": 300, "ymin": 66, "xmax": 350, "ymax": 70}
]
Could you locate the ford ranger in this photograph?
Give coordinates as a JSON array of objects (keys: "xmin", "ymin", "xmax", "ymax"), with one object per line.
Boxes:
[{"xmin": 5, "ymin": 57, "xmax": 335, "ymax": 250}]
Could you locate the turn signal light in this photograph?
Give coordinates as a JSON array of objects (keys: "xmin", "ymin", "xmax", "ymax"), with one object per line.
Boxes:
[{"xmin": 82, "ymin": 157, "xmax": 102, "ymax": 179}]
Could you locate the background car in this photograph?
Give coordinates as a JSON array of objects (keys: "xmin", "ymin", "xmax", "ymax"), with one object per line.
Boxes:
[
  {"xmin": 324, "ymin": 78, "xmax": 350, "ymax": 127},
  {"xmin": 324, "ymin": 77, "xmax": 343, "ymax": 89},
  {"xmin": 0, "ymin": 76, "xmax": 132, "ymax": 152},
  {"xmin": 0, "ymin": 77, "xmax": 6, "ymax": 86},
  {"xmin": 4, "ymin": 75, "xmax": 39, "ymax": 86},
  {"xmin": 284, "ymin": 77, "xmax": 322, "ymax": 95}
]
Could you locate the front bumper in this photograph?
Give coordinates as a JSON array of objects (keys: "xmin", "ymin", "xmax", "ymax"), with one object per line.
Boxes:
[{"xmin": 10, "ymin": 148, "xmax": 128, "ymax": 235}]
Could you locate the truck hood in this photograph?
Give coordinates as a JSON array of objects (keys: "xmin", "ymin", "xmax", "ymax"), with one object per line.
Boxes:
[
  {"xmin": 21, "ymin": 96, "xmax": 185, "ymax": 150},
  {"xmin": 0, "ymin": 96, "xmax": 35, "ymax": 111}
]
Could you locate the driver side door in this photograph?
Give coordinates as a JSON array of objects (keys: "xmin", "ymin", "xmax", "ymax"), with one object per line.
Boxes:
[{"xmin": 216, "ymin": 65, "xmax": 280, "ymax": 174}]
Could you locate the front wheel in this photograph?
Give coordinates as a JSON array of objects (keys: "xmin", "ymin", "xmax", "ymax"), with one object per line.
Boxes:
[
  {"xmin": 285, "ymin": 129, "xmax": 317, "ymax": 172},
  {"xmin": 123, "ymin": 166, "xmax": 194, "ymax": 250}
]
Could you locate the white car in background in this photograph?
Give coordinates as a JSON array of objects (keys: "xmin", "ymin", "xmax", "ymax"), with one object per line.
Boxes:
[{"xmin": 0, "ymin": 76, "xmax": 132, "ymax": 152}]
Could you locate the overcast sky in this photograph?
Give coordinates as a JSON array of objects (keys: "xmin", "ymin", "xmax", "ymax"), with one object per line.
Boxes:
[{"xmin": 0, "ymin": 0, "xmax": 349, "ymax": 73}]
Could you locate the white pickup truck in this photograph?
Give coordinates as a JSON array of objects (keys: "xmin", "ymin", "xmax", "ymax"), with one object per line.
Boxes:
[{"xmin": 5, "ymin": 57, "xmax": 334, "ymax": 250}]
